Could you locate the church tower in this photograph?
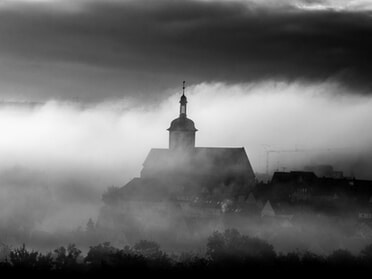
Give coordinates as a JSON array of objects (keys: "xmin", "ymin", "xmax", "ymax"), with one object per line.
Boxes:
[{"xmin": 167, "ymin": 81, "xmax": 197, "ymax": 150}]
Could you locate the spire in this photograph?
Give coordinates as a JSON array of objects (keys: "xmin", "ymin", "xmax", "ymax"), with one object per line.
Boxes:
[
  {"xmin": 180, "ymin": 81, "xmax": 187, "ymax": 117},
  {"xmin": 168, "ymin": 80, "xmax": 197, "ymax": 150}
]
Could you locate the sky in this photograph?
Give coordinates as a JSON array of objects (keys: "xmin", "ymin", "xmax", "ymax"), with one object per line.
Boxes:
[
  {"xmin": 0, "ymin": 0, "xmax": 372, "ymax": 102},
  {"xmin": 0, "ymin": 0, "xmax": 372, "ymax": 232}
]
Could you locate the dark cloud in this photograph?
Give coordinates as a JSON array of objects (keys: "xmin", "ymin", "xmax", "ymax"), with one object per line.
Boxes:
[{"xmin": 0, "ymin": 0, "xmax": 372, "ymax": 101}]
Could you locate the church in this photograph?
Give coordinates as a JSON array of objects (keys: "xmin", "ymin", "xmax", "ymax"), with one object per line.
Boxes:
[
  {"xmin": 116, "ymin": 83, "xmax": 256, "ymax": 202},
  {"xmin": 99, "ymin": 83, "xmax": 257, "ymax": 243}
]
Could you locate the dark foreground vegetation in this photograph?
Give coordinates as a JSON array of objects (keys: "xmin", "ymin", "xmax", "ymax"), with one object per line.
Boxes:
[{"xmin": 1, "ymin": 229, "xmax": 372, "ymax": 277}]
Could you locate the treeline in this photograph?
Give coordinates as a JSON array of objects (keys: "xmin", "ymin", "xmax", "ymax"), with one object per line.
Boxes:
[{"xmin": 1, "ymin": 229, "xmax": 372, "ymax": 276}]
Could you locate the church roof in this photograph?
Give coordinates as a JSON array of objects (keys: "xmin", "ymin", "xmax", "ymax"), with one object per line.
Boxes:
[
  {"xmin": 122, "ymin": 147, "xmax": 256, "ymax": 201},
  {"xmin": 117, "ymin": 177, "xmax": 172, "ymax": 201},
  {"xmin": 142, "ymin": 147, "xmax": 255, "ymax": 181},
  {"xmin": 167, "ymin": 116, "xmax": 197, "ymax": 132}
]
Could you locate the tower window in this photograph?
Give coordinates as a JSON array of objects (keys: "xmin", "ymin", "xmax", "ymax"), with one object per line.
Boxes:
[{"xmin": 181, "ymin": 105, "xmax": 186, "ymax": 114}]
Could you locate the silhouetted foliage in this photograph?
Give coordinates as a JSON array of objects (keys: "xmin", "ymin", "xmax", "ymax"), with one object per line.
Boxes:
[
  {"xmin": 133, "ymin": 240, "xmax": 171, "ymax": 268},
  {"xmin": 360, "ymin": 243, "xmax": 372, "ymax": 260},
  {"xmin": 177, "ymin": 252, "xmax": 209, "ymax": 271},
  {"xmin": 327, "ymin": 249, "xmax": 356, "ymax": 266},
  {"xmin": 85, "ymin": 242, "xmax": 118, "ymax": 265},
  {"xmin": 102, "ymin": 186, "xmax": 121, "ymax": 204},
  {"xmin": 107, "ymin": 249, "xmax": 147, "ymax": 269},
  {"xmin": 86, "ymin": 218, "xmax": 95, "ymax": 233},
  {"xmin": 0, "ymin": 232, "xmax": 372, "ymax": 275},
  {"xmin": 0, "ymin": 243, "xmax": 11, "ymax": 262},
  {"xmin": 206, "ymin": 229, "xmax": 276, "ymax": 262},
  {"xmin": 35, "ymin": 253, "xmax": 54, "ymax": 271},
  {"xmin": 301, "ymin": 250, "xmax": 326, "ymax": 267},
  {"xmin": 54, "ymin": 244, "xmax": 82, "ymax": 269},
  {"xmin": 9, "ymin": 244, "xmax": 39, "ymax": 269},
  {"xmin": 133, "ymin": 240, "xmax": 161, "ymax": 258}
]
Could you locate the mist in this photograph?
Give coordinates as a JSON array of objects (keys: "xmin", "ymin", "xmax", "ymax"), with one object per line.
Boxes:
[{"xmin": 0, "ymin": 81, "xmax": 372, "ymax": 247}]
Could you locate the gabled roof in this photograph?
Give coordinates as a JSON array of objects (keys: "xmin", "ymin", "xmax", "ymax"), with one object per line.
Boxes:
[
  {"xmin": 118, "ymin": 177, "xmax": 173, "ymax": 201},
  {"xmin": 142, "ymin": 147, "xmax": 255, "ymax": 177},
  {"xmin": 142, "ymin": 149, "xmax": 175, "ymax": 170},
  {"xmin": 261, "ymin": 200, "xmax": 275, "ymax": 217},
  {"xmin": 144, "ymin": 147, "xmax": 251, "ymax": 166},
  {"xmin": 116, "ymin": 147, "xmax": 258, "ymax": 200}
]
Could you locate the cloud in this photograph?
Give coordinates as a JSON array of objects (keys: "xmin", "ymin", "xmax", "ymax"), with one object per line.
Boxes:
[
  {"xmin": 0, "ymin": 0, "xmax": 372, "ymax": 102},
  {"xmin": 294, "ymin": 0, "xmax": 372, "ymax": 11}
]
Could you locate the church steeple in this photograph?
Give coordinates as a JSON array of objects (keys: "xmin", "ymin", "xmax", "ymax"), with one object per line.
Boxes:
[
  {"xmin": 167, "ymin": 81, "xmax": 197, "ymax": 150},
  {"xmin": 180, "ymin": 81, "xmax": 187, "ymax": 117}
]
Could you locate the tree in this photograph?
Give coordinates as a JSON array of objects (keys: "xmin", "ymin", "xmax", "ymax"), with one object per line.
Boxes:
[
  {"xmin": 9, "ymin": 244, "xmax": 39, "ymax": 269},
  {"xmin": 85, "ymin": 242, "xmax": 118, "ymax": 265},
  {"xmin": 301, "ymin": 251, "xmax": 325, "ymax": 267},
  {"xmin": 327, "ymin": 249, "xmax": 356, "ymax": 266},
  {"xmin": 86, "ymin": 218, "xmax": 95, "ymax": 233},
  {"xmin": 206, "ymin": 229, "xmax": 276, "ymax": 262},
  {"xmin": 133, "ymin": 240, "xmax": 171, "ymax": 267},
  {"xmin": 36, "ymin": 252, "xmax": 54, "ymax": 271},
  {"xmin": 133, "ymin": 240, "xmax": 163, "ymax": 258},
  {"xmin": 0, "ymin": 242, "xmax": 11, "ymax": 262},
  {"xmin": 360, "ymin": 243, "xmax": 372, "ymax": 260},
  {"xmin": 54, "ymin": 244, "xmax": 82, "ymax": 268},
  {"xmin": 102, "ymin": 186, "xmax": 121, "ymax": 204}
]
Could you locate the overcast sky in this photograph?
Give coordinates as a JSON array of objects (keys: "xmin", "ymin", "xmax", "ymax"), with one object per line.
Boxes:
[
  {"xmin": 0, "ymin": 0, "xmax": 372, "ymax": 102},
  {"xmin": 1, "ymin": 0, "xmax": 372, "ymax": 232}
]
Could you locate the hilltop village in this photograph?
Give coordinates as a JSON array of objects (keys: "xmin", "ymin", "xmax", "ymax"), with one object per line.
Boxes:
[{"xmin": 99, "ymin": 85, "xmax": 372, "ymax": 248}]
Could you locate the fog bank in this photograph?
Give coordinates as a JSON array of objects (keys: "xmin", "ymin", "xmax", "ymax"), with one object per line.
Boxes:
[{"xmin": 0, "ymin": 81, "xmax": 371, "ymax": 234}]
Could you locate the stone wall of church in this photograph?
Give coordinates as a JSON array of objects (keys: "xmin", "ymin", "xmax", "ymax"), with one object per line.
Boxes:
[{"xmin": 169, "ymin": 130, "xmax": 195, "ymax": 150}]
